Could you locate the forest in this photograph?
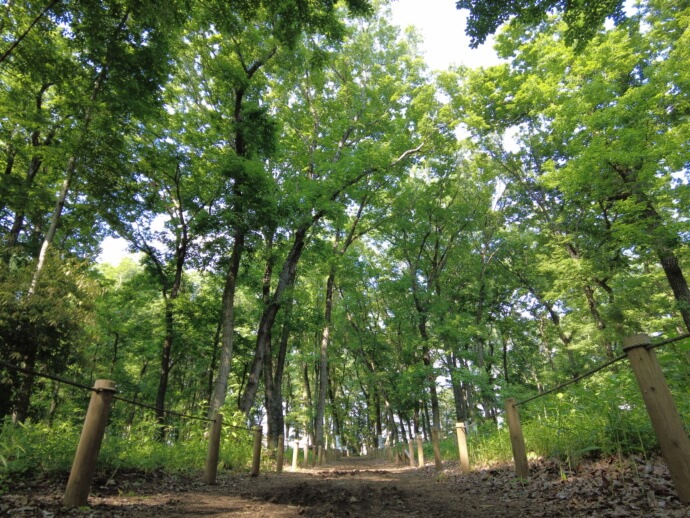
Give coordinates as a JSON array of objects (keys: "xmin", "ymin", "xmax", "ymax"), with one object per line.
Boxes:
[{"xmin": 0, "ymin": 0, "xmax": 689, "ymax": 499}]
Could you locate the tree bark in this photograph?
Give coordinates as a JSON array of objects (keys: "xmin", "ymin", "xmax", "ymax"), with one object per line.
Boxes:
[
  {"xmin": 448, "ymin": 354, "xmax": 468, "ymax": 421},
  {"xmin": 155, "ymin": 300, "xmax": 174, "ymax": 439},
  {"xmin": 208, "ymin": 228, "xmax": 245, "ymax": 416},
  {"xmin": 303, "ymin": 362, "xmax": 313, "ymax": 444},
  {"xmin": 206, "ymin": 321, "xmax": 222, "ymax": 408},
  {"xmin": 315, "ymin": 266, "xmax": 336, "ymax": 448},
  {"xmin": 658, "ymin": 247, "xmax": 690, "ymax": 332},
  {"xmin": 265, "ymin": 293, "xmax": 293, "ymax": 447},
  {"xmin": 239, "ymin": 223, "xmax": 309, "ymax": 414}
]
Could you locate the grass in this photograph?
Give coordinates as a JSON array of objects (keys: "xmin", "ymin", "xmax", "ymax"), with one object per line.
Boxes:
[
  {"xmin": 0, "ymin": 415, "xmax": 255, "ymax": 488},
  {"xmin": 434, "ymin": 364, "xmax": 689, "ymax": 470}
]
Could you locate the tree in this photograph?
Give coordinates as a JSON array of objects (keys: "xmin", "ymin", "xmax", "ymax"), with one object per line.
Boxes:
[
  {"xmin": 236, "ymin": 12, "xmax": 428, "ymax": 418},
  {"xmin": 463, "ymin": 3, "xmax": 690, "ymax": 353},
  {"xmin": 0, "ymin": 0, "xmax": 181, "ymax": 421},
  {"xmin": 456, "ymin": 0, "xmax": 627, "ymax": 48},
  {"xmin": 203, "ymin": 0, "xmax": 373, "ymax": 418}
]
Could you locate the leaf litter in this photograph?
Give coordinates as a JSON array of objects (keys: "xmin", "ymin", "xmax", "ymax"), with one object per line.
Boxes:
[{"xmin": 1, "ymin": 454, "xmax": 688, "ymax": 517}]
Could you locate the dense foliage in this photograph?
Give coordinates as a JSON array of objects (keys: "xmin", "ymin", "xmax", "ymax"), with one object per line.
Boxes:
[{"xmin": 0, "ymin": 0, "xmax": 688, "ymax": 479}]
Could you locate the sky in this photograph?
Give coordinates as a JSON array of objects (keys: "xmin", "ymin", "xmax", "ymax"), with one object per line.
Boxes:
[
  {"xmin": 98, "ymin": 1, "xmax": 502, "ymax": 265},
  {"xmin": 388, "ymin": 0, "xmax": 501, "ymax": 71}
]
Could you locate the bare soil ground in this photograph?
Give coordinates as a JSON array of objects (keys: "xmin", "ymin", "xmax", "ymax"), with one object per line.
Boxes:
[{"xmin": 2, "ymin": 455, "xmax": 689, "ymax": 517}]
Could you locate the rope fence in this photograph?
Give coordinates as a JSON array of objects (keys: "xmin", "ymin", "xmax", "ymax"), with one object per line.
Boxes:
[
  {"xmin": 646, "ymin": 332, "xmax": 690, "ymax": 350},
  {"xmin": 0, "ymin": 360, "xmax": 96, "ymax": 393},
  {"xmin": 513, "ymin": 332, "xmax": 689, "ymax": 407},
  {"xmin": 400, "ymin": 332, "xmax": 690, "ymax": 504},
  {"xmin": 3, "ymin": 332, "xmax": 689, "ymax": 504},
  {"xmin": 0, "ymin": 359, "xmax": 256, "ymax": 430},
  {"xmin": 489, "ymin": 332, "xmax": 690, "ymax": 502},
  {"xmin": 111, "ymin": 394, "xmax": 212, "ymax": 424},
  {"xmin": 514, "ymin": 352, "xmax": 627, "ymax": 407},
  {"xmin": 0, "ymin": 359, "xmax": 270, "ymax": 506}
]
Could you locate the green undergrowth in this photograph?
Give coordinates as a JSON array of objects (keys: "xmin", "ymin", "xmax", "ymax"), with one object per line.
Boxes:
[
  {"xmin": 438, "ymin": 358, "xmax": 690, "ymax": 469},
  {"xmin": 0, "ymin": 414, "xmax": 254, "ymax": 488}
]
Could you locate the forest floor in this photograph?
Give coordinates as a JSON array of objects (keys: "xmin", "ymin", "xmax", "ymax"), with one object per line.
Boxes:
[{"xmin": 2, "ymin": 454, "xmax": 689, "ymax": 517}]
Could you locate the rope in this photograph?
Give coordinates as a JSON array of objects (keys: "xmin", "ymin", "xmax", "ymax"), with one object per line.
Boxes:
[
  {"xmin": 514, "ymin": 352, "xmax": 628, "ymax": 407},
  {"xmin": 513, "ymin": 332, "xmax": 687, "ymax": 407},
  {"xmin": 0, "ymin": 360, "xmax": 96, "ymax": 393},
  {"xmin": 0, "ymin": 360, "xmax": 223, "ymax": 425},
  {"xmin": 111, "ymin": 394, "xmax": 212, "ymax": 423},
  {"xmin": 6, "ymin": 333, "xmax": 686, "ymax": 431},
  {"xmin": 224, "ymin": 423, "xmax": 254, "ymax": 432},
  {"xmin": 646, "ymin": 333, "xmax": 690, "ymax": 350}
]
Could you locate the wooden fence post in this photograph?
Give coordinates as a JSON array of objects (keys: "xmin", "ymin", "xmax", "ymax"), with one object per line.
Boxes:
[
  {"xmin": 455, "ymin": 422, "xmax": 470, "ymax": 474},
  {"xmin": 302, "ymin": 441, "xmax": 309, "ymax": 467},
  {"xmin": 251, "ymin": 425, "xmax": 262, "ymax": 477},
  {"xmin": 505, "ymin": 398, "xmax": 529, "ymax": 479},
  {"xmin": 63, "ymin": 380, "xmax": 117, "ymax": 507},
  {"xmin": 276, "ymin": 434, "xmax": 284, "ymax": 473},
  {"xmin": 432, "ymin": 428, "xmax": 443, "ymax": 471},
  {"xmin": 416, "ymin": 434, "xmax": 425, "ymax": 467},
  {"xmin": 203, "ymin": 413, "xmax": 223, "ymax": 484},
  {"xmin": 623, "ymin": 334, "xmax": 690, "ymax": 503},
  {"xmin": 291, "ymin": 440, "xmax": 299, "ymax": 471}
]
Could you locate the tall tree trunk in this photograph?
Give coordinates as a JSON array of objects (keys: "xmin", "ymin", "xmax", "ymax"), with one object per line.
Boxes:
[
  {"xmin": 12, "ymin": 346, "xmax": 37, "ymax": 423},
  {"xmin": 421, "ymin": 339, "xmax": 440, "ymax": 429},
  {"xmin": 375, "ymin": 390, "xmax": 382, "ymax": 440},
  {"xmin": 303, "ymin": 362, "xmax": 313, "ymax": 444},
  {"xmin": 263, "ymin": 330, "xmax": 276, "ymax": 443},
  {"xmin": 265, "ymin": 294, "xmax": 292, "ymax": 447},
  {"xmin": 239, "ymin": 224, "xmax": 309, "ymax": 414},
  {"xmin": 500, "ymin": 333, "xmax": 509, "ymax": 383},
  {"xmin": 28, "ymin": 160, "xmax": 74, "ymax": 294},
  {"xmin": 155, "ymin": 299, "xmax": 174, "ymax": 439},
  {"xmin": 398, "ymin": 412, "xmax": 408, "ymax": 442},
  {"xmin": 206, "ymin": 321, "xmax": 222, "ymax": 408},
  {"xmin": 208, "ymin": 228, "xmax": 245, "ymax": 416},
  {"xmin": 315, "ymin": 266, "xmax": 336, "ymax": 448},
  {"xmin": 260, "ymin": 235, "xmax": 276, "ymax": 434},
  {"xmin": 206, "ymin": 48, "xmax": 276, "ymax": 416},
  {"xmin": 447, "ymin": 354, "xmax": 468, "ymax": 421},
  {"xmin": 422, "ymin": 400, "xmax": 431, "ymax": 441},
  {"xmin": 328, "ymin": 376, "xmax": 340, "ymax": 439},
  {"xmin": 658, "ymin": 247, "xmax": 690, "ymax": 332},
  {"xmin": 412, "ymin": 288, "xmax": 440, "ymax": 429}
]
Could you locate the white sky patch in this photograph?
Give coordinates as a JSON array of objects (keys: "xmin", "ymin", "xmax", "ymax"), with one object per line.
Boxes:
[
  {"xmin": 98, "ymin": 214, "xmax": 168, "ymax": 265},
  {"xmin": 98, "ymin": 236, "xmax": 131, "ymax": 265},
  {"xmin": 389, "ymin": 0, "xmax": 502, "ymax": 71}
]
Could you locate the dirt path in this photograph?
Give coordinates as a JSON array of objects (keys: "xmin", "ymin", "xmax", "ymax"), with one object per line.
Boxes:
[{"xmin": 3, "ymin": 455, "xmax": 689, "ymax": 517}]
